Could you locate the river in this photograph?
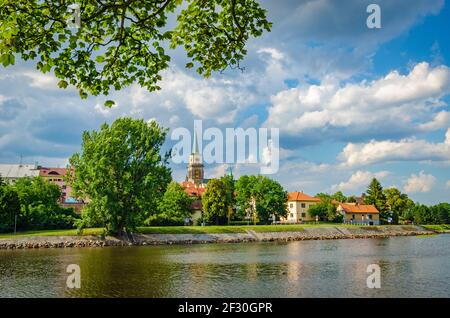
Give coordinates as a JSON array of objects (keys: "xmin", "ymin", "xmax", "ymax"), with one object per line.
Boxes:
[{"xmin": 0, "ymin": 234, "xmax": 449, "ymax": 297}]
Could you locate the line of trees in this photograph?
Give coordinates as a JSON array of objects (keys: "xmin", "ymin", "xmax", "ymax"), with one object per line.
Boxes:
[
  {"xmin": 0, "ymin": 176, "xmax": 79, "ymax": 233},
  {"xmin": 202, "ymin": 174, "xmax": 288, "ymax": 225}
]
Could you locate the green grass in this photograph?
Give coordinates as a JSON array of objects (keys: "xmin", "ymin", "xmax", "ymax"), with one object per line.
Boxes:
[
  {"xmin": 0, "ymin": 223, "xmax": 336, "ymax": 238},
  {"xmin": 0, "ymin": 228, "xmax": 103, "ymax": 239},
  {"xmin": 422, "ymin": 224, "xmax": 450, "ymax": 232},
  {"xmin": 1, "ymin": 223, "xmax": 431, "ymax": 239}
]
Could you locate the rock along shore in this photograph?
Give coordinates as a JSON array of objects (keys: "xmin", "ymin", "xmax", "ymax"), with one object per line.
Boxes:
[{"xmin": 0, "ymin": 225, "xmax": 438, "ymax": 250}]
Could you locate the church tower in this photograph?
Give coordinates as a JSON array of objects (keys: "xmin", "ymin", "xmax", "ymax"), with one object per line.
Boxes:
[{"xmin": 187, "ymin": 129, "xmax": 204, "ymax": 184}]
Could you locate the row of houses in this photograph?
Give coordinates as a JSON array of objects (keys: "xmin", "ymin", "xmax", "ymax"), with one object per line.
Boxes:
[{"xmin": 285, "ymin": 191, "xmax": 380, "ymax": 225}]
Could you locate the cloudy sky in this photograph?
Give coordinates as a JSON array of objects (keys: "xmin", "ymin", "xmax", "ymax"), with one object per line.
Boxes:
[{"xmin": 1, "ymin": 0, "xmax": 449, "ymax": 204}]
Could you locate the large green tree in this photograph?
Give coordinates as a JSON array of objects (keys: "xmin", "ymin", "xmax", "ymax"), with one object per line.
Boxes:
[
  {"xmin": 13, "ymin": 177, "xmax": 77, "ymax": 230},
  {"xmin": 235, "ymin": 175, "xmax": 257, "ymax": 221},
  {"xmin": 68, "ymin": 117, "xmax": 171, "ymax": 236},
  {"xmin": 364, "ymin": 178, "xmax": 388, "ymax": 223},
  {"xmin": 148, "ymin": 181, "xmax": 193, "ymax": 225},
  {"xmin": 235, "ymin": 175, "xmax": 287, "ymax": 224},
  {"xmin": 384, "ymin": 187, "xmax": 414, "ymax": 224},
  {"xmin": 202, "ymin": 178, "xmax": 229, "ymax": 225},
  {"xmin": 0, "ymin": 0, "xmax": 271, "ymax": 105},
  {"xmin": 252, "ymin": 176, "xmax": 287, "ymax": 224}
]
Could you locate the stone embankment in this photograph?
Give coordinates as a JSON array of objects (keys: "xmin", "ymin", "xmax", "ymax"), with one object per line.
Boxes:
[{"xmin": 0, "ymin": 225, "xmax": 436, "ymax": 249}]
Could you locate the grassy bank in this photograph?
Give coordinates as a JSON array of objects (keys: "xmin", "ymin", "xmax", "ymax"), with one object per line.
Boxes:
[
  {"xmin": 422, "ymin": 224, "xmax": 450, "ymax": 233},
  {"xmin": 0, "ymin": 223, "xmax": 342, "ymax": 238},
  {"xmin": 1, "ymin": 223, "xmax": 444, "ymax": 239}
]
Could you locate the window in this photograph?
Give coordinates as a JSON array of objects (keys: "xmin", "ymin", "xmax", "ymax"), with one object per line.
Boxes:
[
  {"xmin": 352, "ymin": 214, "xmax": 355, "ymax": 220},
  {"xmin": 289, "ymin": 203, "xmax": 293, "ymax": 208},
  {"xmin": 290, "ymin": 213, "xmax": 294, "ymax": 218},
  {"xmin": 301, "ymin": 203, "xmax": 306, "ymax": 208},
  {"xmin": 302, "ymin": 213, "xmax": 306, "ymax": 217},
  {"xmin": 368, "ymin": 214, "xmax": 373, "ymax": 220}
]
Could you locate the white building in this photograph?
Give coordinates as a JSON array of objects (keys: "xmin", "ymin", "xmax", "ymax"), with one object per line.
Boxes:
[
  {"xmin": 284, "ymin": 192, "xmax": 321, "ymax": 223},
  {"xmin": 0, "ymin": 164, "xmax": 40, "ymax": 184}
]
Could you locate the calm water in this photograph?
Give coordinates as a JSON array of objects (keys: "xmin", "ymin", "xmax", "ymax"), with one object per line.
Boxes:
[{"xmin": 0, "ymin": 234, "xmax": 449, "ymax": 298}]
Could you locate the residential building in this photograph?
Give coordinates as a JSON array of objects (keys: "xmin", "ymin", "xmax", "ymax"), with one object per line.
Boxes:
[
  {"xmin": 284, "ymin": 192, "xmax": 321, "ymax": 223},
  {"xmin": 39, "ymin": 167, "xmax": 72, "ymax": 203},
  {"xmin": 39, "ymin": 167, "xmax": 86, "ymax": 213},
  {"xmin": 181, "ymin": 180, "xmax": 206, "ymax": 222},
  {"xmin": 0, "ymin": 163, "xmax": 40, "ymax": 184},
  {"xmin": 337, "ymin": 203, "xmax": 380, "ymax": 225}
]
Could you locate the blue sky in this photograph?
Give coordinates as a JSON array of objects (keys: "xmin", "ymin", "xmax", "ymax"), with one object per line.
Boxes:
[{"xmin": 0, "ymin": 0, "xmax": 449, "ymax": 204}]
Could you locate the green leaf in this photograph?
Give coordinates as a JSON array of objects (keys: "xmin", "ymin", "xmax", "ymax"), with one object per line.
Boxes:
[
  {"xmin": 58, "ymin": 80, "xmax": 68, "ymax": 89},
  {"xmin": 104, "ymin": 100, "xmax": 115, "ymax": 108}
]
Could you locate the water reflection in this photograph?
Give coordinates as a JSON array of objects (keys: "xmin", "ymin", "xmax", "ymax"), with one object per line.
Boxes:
[{"xmin": 0, "ymin": 234, "xmax": 449, "ymax": 298}]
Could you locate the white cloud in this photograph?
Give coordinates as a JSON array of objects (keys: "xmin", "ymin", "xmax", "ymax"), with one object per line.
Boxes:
[
  {"xmin": 419, "ymin": 111, "xmax": 450, "ymax": 131},
  {"xmin": 264, "ymin": 63, "xmax": 450, "ymax": 140},
  {"xmin": 331, "ymin": 170, "xmax": 390, "ymax": 192},
  {"xmin": 403, "ymin": 171, "xmax": 436, "ymax": 193},
  {"xmin": 23, "ymin": 71, "xmax": 60, "ymax": 90},
  {"xmin": 116, "ymin": 68, "xmax": 257, "ymax": 125},
  {"xmin": 338, "ymin": 128, "xmax": 450, "ymax": 167},
  {"xmin": 446, "ymin": 180, "xmax": 450, "ymax": 189},
  {"xmin": 257, "ymin": 48, "xmax": 285, "ymax": 61}
]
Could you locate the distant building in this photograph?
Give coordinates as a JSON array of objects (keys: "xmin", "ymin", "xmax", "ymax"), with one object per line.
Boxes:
[
  {"xmin": 284, "ymin": 192, "xmax": 321, "ymax": 223},
  {"xmin": 39, "ymin": 167, "xmax": 72, "ymax": 203},
  {"xmin": 185, "ymin": 129, "xmax": 208, "ymax": 185},
  {"xmin": 181, "ymin": 130, "xmax": 209, "ymax": 223},
  {"xmin": 39, "ymin": 167, "xmax": 85, "ymax": 213},
  {"xmin": 337, "ymin": 203, "xmax": 380, "ymax": 225},
  {"xmin": 0, "ymin": 164, "xmax": 40, "ymax": 184}
]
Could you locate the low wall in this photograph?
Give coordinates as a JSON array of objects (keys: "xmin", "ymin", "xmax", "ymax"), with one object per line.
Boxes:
[{"xmin": 0, "ymin": 225, "xmax": 436, "ymax": 249}]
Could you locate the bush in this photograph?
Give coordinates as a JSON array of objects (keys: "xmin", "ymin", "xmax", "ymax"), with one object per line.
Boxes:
[{"xmin": 146, "ymin": 214, "xmax": 184, "ymax": 226}]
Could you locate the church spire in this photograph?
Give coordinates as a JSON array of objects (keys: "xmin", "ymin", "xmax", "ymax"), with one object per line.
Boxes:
[{"xmin": 192, "ymin": 128, "xmax": 199, "ymax": 154}]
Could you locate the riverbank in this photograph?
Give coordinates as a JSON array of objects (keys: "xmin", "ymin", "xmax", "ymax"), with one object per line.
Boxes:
[{"xmin": 0, "ymin": 225, "xmax": 437, "ymax": 249}]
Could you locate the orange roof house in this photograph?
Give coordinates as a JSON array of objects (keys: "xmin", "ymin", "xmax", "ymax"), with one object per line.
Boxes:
[
  {"xmin": 284, "ymin": 191, "xmax": 321, "ymax": 223},
  {"xmin": 288, "ymin": 192, "xmax": 321, "ymax": 202},
  {"xmin": 337, "ymin": 203, "xmax": 380, "ymax": 225}
]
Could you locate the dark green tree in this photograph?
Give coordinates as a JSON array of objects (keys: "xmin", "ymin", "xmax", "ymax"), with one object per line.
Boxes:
[
  {"xmin": 13, "ymin": 177, "xmax": 76, "ymax": 230},
  {"xmin": 0, "ymin": 183, "xmax": 20, "ymax": 232},
  {"xmin": 384, "ymin": 187, "xmax": 414, "ymax": 224},
  {"xmin": 0, "ymin": 0, "xmax": 271, "ymax": 105},
  {"xmin": 364, "ymin": 178, "xmax": 388, "ymax": 223},
  {"xmin": 253, "ymin": 176, "xmax": 287, "ymax": 224},
  {"xmin": 148, "ymin": 181, "xmax": 193, "ymax": 226},
  {"xmin": 202, "ymin": 178, "xmax": 229, "ymax": 225},
  {"xmin": 68, "ymin": 117, "xmax": 171, "ymax": 236},
  {"xmin": 430, "ymin": 203, "xmax": 450, "ymax": 224},
  {"xmin": 235, "ymin": 175, "xmax": 257, "ymax": 221}
]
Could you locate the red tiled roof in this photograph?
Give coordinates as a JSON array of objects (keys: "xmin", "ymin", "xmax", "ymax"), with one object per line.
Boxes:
[
  {"xmin": 181, "ymin": 181, "xmax": 206, "ymax": 197},
  {"xmin": 338, "ymin": 203, "xmax": 379, "ymax": 214},
  {"xmin": 39, "ymin": 167, "xmax": 69, "ymax": 177},
  {"xmin": 288, "ymin": 192, "xmax": 321, "ymax": 202}
]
